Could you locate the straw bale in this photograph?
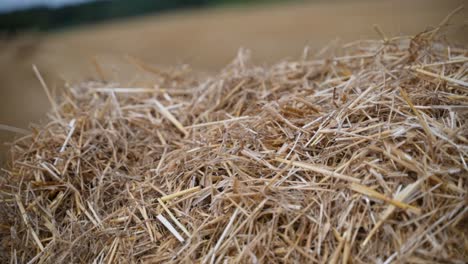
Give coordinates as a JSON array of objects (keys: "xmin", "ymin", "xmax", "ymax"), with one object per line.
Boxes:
[{"xmin": 1, "ymin": 23, "xmax": 467, "ymax": 263}]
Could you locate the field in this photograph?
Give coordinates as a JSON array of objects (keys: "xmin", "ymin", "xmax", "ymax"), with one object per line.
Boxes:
[{"xmin": 0, "ymin": 0, "xmax": 467, "ymax": 161}]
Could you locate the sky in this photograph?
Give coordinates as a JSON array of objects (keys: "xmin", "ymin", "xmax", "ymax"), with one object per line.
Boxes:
[{"xmin": 0, "ymin": 0, "xmax": 96, "ymax": 13}]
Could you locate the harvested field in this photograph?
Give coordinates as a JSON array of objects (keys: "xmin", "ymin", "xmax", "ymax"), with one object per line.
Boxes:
[{"xmin": 1, "ymin": 11, "xmax": 467, "ymax": 262}]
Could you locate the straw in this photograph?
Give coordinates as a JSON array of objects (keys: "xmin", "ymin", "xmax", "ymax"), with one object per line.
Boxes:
[{"xmin": 0, "ymin": 20, "xmax": 466, "ymax": 263}]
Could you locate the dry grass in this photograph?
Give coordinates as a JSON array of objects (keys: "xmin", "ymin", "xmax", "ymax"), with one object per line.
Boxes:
[{"xmin": 1, "ymin": 21, "xmax": 467, "ymax": 263}]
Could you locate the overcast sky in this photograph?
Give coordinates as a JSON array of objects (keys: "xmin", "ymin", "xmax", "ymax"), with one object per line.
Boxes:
[{"xmin": 0, "ymin": 0, "xmax": 96, "ymax": 13}]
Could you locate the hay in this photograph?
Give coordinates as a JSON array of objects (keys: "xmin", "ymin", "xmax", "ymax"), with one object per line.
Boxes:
[{"xmin": 1, "ymin": 23, "xmax": 467, "ymax": 263}]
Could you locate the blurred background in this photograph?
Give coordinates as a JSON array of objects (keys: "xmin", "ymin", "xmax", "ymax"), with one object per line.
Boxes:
[{"xmin": 0, "ymin": 0, "xmax": 467, "ymax": 162}]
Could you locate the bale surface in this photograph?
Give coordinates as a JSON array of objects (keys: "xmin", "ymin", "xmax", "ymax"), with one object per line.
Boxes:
[{"xmin": 1, "ymin": 27, "xmax": 467, "ymax": 263}]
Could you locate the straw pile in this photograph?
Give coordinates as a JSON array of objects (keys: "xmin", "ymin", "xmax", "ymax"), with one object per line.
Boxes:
[{"xmin": 1, "ymin": 22, "xmax": 467, "ymax": 263}]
